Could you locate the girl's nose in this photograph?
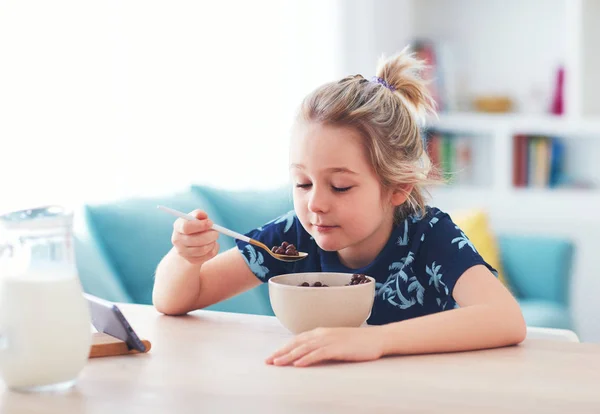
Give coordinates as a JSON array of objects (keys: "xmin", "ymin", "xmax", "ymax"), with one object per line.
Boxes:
[{"xmin": 307, "ymin": 186, "xmax": 329, "ymax": 214}]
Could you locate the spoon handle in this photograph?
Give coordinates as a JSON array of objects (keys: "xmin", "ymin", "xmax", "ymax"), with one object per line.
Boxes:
[{"xmin": 156, "ymin": 205, "xmax": 251, "ymax": 243}]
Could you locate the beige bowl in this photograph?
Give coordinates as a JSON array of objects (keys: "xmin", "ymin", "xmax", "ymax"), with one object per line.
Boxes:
[{"xmin": 268, "ymin": 272, "xmax": 376, "ymax": 334}]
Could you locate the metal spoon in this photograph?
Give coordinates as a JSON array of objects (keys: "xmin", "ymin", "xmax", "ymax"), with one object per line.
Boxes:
[{"xmin": 157, "ymin": 205, "xmax": 308, "ymax": 263}]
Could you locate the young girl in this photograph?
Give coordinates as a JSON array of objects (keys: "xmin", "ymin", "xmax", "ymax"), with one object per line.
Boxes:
[{"xmin": 153, "ymin": 48, "xmax": 526, "ymax": 367}]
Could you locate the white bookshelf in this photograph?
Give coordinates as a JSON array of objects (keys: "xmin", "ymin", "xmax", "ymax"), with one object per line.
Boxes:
[
  {"xmin": 353, "ymin": 0, "xmax": 600, "ymax": 341},
  {"xmin": 406, "ymin": 0, "xmax": 600, "ymax": 199},
  {"xmin": 410, "ymin": 0, "xmax": 600, "ymax": 118},
  {"xmin": 430, "ymin": 113, "xmax": 600, "ymax": 137},
  {"xmin": 347, "ymin": 0, "xmax": 600, "ymax": 120},
  {"xmin": 427, "ymin": 112, "xmax": 600, "ymax": 194}
]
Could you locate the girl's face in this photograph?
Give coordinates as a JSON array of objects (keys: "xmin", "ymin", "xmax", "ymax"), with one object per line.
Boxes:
[{"xmin": 290, "ymin": 122, "xmax": 403, "ymax": 269}]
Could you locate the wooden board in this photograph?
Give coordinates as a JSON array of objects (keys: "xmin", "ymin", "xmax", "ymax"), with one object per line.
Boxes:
[{"xmin": 89, "ymin": 332, "xmax": 151, "ymax": 358}]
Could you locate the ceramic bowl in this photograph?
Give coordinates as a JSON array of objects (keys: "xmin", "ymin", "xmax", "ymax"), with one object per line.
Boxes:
[{"xmin": 268, "ymin": 272, "xmax": 376, "ymax": 334}]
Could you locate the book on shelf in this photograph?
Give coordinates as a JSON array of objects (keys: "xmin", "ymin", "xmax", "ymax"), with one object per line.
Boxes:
[
  {"xmin": 411, "ymin": 38, "xmax": 461, "ymax": 113},
  {"xmin": 513, "ymin": 134, "xmax": 566, "ymax": 188},
  {"xmin": 426, "ymin": 131, "xmax": 472, "ymax": 185},
  {"xmin": 412, "ymin": 40, "xmax": 445, "ymax": 112}
]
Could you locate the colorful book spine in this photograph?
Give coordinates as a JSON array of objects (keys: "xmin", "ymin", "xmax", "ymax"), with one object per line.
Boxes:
[
  {"xmin": 512, "ymin": 135, "xmax": 566, "ymax": 188},
  {"xmin": 426, "ymin": 131, "xmax": 473, "ymax": 185}
]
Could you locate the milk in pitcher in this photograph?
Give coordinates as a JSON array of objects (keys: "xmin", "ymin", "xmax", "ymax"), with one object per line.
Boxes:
[{"xmin": 0, "ymin": 271, "xmax": 91, "ymax": 391}]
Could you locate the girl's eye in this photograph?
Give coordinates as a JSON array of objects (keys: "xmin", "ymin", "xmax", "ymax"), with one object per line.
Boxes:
[{"xmin": 295, "ymin": 183, "xmax": 352, "ymax": 192}]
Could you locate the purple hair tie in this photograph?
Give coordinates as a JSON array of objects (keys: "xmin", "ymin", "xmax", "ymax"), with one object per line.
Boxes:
[{"xmin": 370, "ymin": 76, "xmax": 395, "ymax": 92}]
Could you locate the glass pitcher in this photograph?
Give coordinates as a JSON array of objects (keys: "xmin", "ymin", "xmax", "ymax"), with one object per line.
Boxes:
[{"xmin": 0, "ymin": 206, "xmax": 91, "ymax": 392}]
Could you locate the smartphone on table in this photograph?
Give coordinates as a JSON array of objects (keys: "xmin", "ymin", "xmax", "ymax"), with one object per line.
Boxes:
[{"xmin": 84, "ymin": 293, "xmax": 147, "ymax": 353}]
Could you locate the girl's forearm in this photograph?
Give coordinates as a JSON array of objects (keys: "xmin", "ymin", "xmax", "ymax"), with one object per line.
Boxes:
[
  {"xmin": 152, "ymin": 248, "xmax": 203, "ymax": 315},
  {"xmin": 376, "ymin": 302, "xmax": 526, "ymax": 356}
]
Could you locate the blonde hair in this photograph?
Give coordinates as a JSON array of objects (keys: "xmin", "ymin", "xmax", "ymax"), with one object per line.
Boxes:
[{"xmin": 298, "ymin": 46, "xmax": 444, "ymax": 222}]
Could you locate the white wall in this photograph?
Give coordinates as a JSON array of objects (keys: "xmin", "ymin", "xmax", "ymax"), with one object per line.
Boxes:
[
  {"xmin": 338, "ymin": 0, "xmax": 413, "ymax": 76},
  {"xmin": 582, "ymin": 0, "xmax": 600, "ymax": 116},
  {"xmin": 0, "ymin": 0, "xmax": 345, "ymax": 212}
]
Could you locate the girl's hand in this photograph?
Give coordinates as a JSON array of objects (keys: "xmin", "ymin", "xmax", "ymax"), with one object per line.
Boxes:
[
  {"xmin": 266, "ymin": 327, "xmax": 384, "ymax": 367},
  {"xmin": 171, "ymin": 209, "xmax": 219, "ymax": 265}
]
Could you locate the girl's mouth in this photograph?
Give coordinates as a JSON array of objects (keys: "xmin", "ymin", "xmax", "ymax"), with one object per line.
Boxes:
[{"xmin": 313, "ymin": 224, "xmax": 338, "ymax": 233}]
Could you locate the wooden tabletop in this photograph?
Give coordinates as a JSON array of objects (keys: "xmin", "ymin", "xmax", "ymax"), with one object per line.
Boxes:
[{"xmin": 2, "ymin": 304, "xmax": 600, "ymax": 414}]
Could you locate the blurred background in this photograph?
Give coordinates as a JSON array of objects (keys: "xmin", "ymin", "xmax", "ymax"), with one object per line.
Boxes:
[{"xmin": 1, "ymin": 0, "xmax": 599, "ymax": 341}]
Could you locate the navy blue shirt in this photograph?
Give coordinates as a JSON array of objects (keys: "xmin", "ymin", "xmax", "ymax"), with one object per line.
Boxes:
[{"xmin": 236, "ymin": 207, "xmax": 496, "ymax": 325}]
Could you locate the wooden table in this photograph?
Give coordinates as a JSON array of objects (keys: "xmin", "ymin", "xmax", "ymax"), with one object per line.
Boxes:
[{"xmin": 2, "ymin": 304, "xmax": 600, "ymax": 414}]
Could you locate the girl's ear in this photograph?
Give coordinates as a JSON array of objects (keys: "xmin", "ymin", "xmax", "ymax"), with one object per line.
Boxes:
[{"xmin": 390, "ymin": 184, "xmax": 414, "ymax": 207}]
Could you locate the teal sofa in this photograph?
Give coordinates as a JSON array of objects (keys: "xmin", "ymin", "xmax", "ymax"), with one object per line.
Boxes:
[{"xmin": 73, "ymin": 185, "xmax": 575, "ymax": 330}]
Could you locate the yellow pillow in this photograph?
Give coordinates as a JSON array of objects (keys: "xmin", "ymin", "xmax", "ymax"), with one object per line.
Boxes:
[{"xmin": 451, "ymin": 209, "xmax": 510, "ymax": 289}]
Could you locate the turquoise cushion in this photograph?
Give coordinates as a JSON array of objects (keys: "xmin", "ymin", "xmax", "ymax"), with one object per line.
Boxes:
[
  {"xmin": 83, "ymin": 188, "xmax": 274, "ymax": 315},
  {"xmin": 519, "ymin": 299, "xmax": 572, "ymax": 329},
  {"xmin": 74, "ymin": 205, "xmax": 132, "ymax": 303},
  {"xmin": 84, "ymin": 189, "xmax": 227, "ymax": 304},
  {"xmin": 498, "ymin": 235, "xmax": 574, "ymax": 305}
]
